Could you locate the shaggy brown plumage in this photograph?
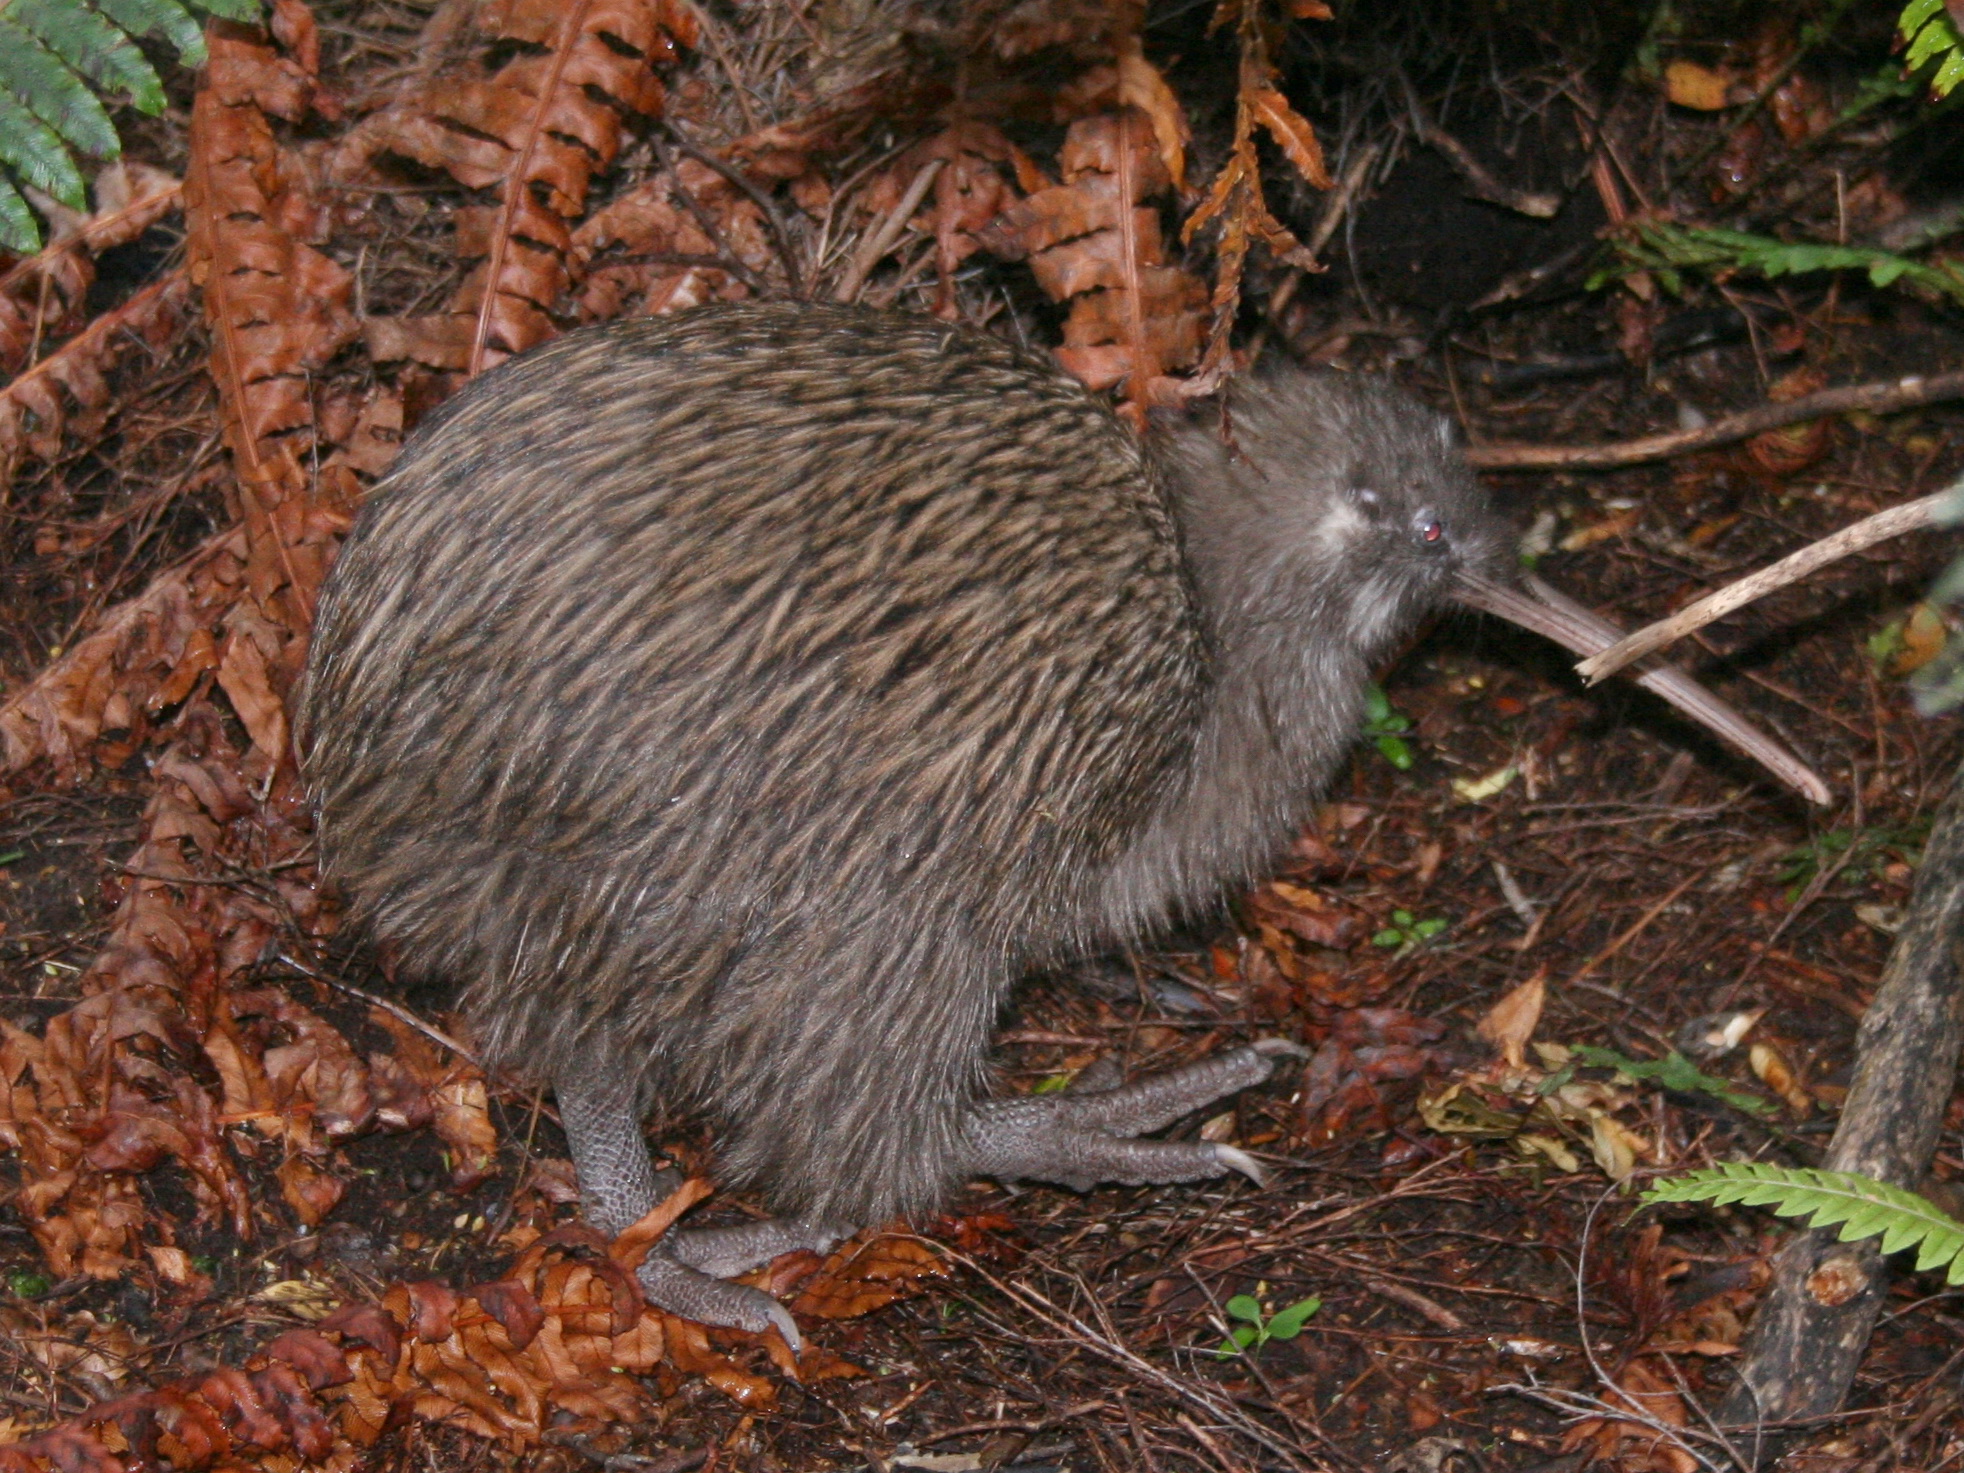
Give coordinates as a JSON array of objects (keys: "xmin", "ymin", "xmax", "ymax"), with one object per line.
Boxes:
[{"xmin": 300, "ymin": 302, "xmax": 1501, "ymax": 1334}]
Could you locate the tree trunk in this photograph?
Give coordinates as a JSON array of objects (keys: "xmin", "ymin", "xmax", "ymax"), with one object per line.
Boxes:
[{"xmin": 1718, "ymin": 759, "xmax": 1964, "ymax": 1438}]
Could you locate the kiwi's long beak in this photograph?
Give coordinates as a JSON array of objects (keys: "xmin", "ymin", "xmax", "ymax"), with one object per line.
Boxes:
[{"xmin": 1452, "ymin": 571, "xmax": 1831, "ymax": 807}]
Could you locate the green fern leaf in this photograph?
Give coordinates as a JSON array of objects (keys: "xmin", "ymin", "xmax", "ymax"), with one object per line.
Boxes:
[
  {"xmin": 1644, "ymin": 1164, "xmax": 1964, "ymax": 1284},
  {"xmin": 194, "ymin": 0, "xmax": 263, "ymax": 21},
  {"xmin": 0, "ymin": 17, "xmax": 119, "ymax": 160},
  {"xmin": 0, "ymin": 0, "xmax": 262, "ymax": 251},
  {"xmin": 1901, "ymin": 0, "xmax": 1945, "ymax": 32},
  {"xmin": 0, "ymin": 175, "xmax": 38, "ymax": 254},
  {"xmin": 95, "ymin": 0, "xmax": 204, "ymax": 66},
  {"xmin": 13, "ymin": 0, "xmax": 164, "ymax": 115},
  {"xmin": 1935, "ymin": 46, "xmax": 1964, "ymax": 95},
  {"xmin": 0, "ymin": 85, "xmax": 84, "ymax": 213}
]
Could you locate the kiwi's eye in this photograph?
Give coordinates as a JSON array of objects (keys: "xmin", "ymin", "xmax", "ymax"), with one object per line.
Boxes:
[{"xmin": 1420, "ymin": 518, "xmax": 1445, "ymax": 544}]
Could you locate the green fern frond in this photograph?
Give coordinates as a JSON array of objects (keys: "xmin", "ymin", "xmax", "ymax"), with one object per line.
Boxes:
[
  {"xmin": 1644, "ymin": 1163, "xmax": 1964, "ymax": 1284},
  {"xmin": 0, "ymin": 17, "xmax": 119, "ymax": 164},
  {"xmin": 93, "ymin": 0, "xmax": 206, "ymax": 66},
  {"xmin": 0, "ymin": 176, "xmax": 38, "ymax": 247},
  {"xmin": 1591, "ymin": 220, "xmax": 1964, "ymax": 309},
  {"xmin": 14, "ymin": 0, "xmax": 165, "ymax": 114},
  {"xmin": 0, "ymin": 86, "xmax": 84, "ymax": 208},
  {"xmin": 0, "ymin": 0, "xmax": 264, "ymax": 254},
  {"xmin": 1901, "ymin": 0, "xmax": 1964, "ymax": 97}
]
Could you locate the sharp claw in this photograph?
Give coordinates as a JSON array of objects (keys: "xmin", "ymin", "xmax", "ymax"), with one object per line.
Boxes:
[
  {"xmin": 1212, "ymin": 1143, "xmax": 1268, "ymax": 1188},
  {"xmin": 765, "ymin": 1302, "xmax": 804, "ymax": 1355},
  {"xmin": 1251, "ymin": 1037, "xmax": 1310, "ymax": 1060}
]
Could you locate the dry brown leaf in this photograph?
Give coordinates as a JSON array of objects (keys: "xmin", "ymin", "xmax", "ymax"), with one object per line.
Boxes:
[
  {"xmin": 1664, "ymin": 59, "xmax": 1737, "ymax": 111},
  {"xmin": 346, "ymin": 0, "xmax": 694, "ymax": 372},
  {"xmin": 982, "ymin": 112, "xmax": 1204, "ymax": 408},
  {"xmin": 1562, "ymin": 1358, "xmax": 1700, "ymax": 1473},
  {"xmin": 1248, "ymin": 85, "xmax": 1332, "ymax": 189},
  {"xmin": 1180, "ymin": 0, "xmax": 1325, "ymax": 379},
  {"xmin": 609, "ymin": 1176, "xmax": 714, "ymax": 1271},
  {"xmin": 0, "ymin": 163, "xmax": 181, "ymax": 373},
  {"xmin": 1116, "ymin": 35, "xmax": 1189, "ymax": 189},
  {"xmin": 1475, "ymin": 971, "xmax": 1547, "ymax": 1070},
  {"xmin": 789, "ymin": 1231, "xmax": 948, "ymax": 1319},
  {"xmin": 0, "ymin": 271, "xmax": 192, "ymax": 492},
  {"xmin": 570, "ymin": 155, "xmax": 770, "ymax": 322},
  {"xmin": 187, "ymin": 34, "xmax": 348, "ymax": 472},
  {"xmin": 0, "ymin": 529, "xmax": 245, "ymax": 780}
]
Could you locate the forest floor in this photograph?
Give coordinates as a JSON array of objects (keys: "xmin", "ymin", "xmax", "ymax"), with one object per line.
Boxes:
[{"xmin": 0, "ymin": 2, "xmax": 1961, "ymax": 1471}]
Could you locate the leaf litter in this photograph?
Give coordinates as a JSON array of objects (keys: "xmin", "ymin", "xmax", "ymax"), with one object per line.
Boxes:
[{"xmin": 0, "ymin": 0, "xmax": 1960, "ymax": 1468}]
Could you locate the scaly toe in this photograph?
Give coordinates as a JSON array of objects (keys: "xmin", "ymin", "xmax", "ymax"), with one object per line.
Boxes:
[{"xmin": 636, "ymin": 1248, "xmax": 804, "ymax": 1353}]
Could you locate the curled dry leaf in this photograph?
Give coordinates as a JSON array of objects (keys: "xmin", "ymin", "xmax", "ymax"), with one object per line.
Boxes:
[
  {"xmin": 981, "ymin": 112, "xmax": 1206, "ymax": 408},
  {"xmin": 572, "ymin": 154, "xmax": 771, "ymax": 321},
  {"xmin": 185, "ymin": 21, "xmax": 356, "ymax": 644},
  {"xmin": 345, "ymin": 0, "xmax": 696, "ymax": 372},
  {"xmin": 0, "ymin": 163, "xmax": 182, "ymax": 373},
  {"xmin": 1116, "ymin": 32, "xmax": 1190, "ymax": 189},
  {"xmin": 789, "ymin": 1230, "xmax": 949, "ymax": 1320},
  {"xmin": 1299, "ymin": 1008, "xmax": 1450, "ymax": 1146},
  {"xmin": 608, "ymin": 1176, "xmax": 714, "ymax": 1271},
  {"xmin": 1180, "ymin": 0, "xmax": 1326, "ymax": 376},
  {"xmin": 0, "ymin": 529, "xmax": 244, "ymax": 780},
  {"xmin": 0, "ymin": 271, "xmax": 192, "ymax": 497},
  {"xmin": 1561, "ymin": 1357, "xmax": 1700, "ymax": 1473},
  {"xmin": 368, "ymin": 1009, "xmax": 499, "ymax": 1188},
  {"xmin": 1474, "ymin": 970, "xmax": 1547, "ymax": 1071},
  {"xmin": 841, "ymin": 122, "xmax": 1043, "ymax": 310}
]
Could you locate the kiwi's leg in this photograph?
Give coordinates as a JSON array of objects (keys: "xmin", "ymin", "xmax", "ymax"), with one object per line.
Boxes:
[
  {"xmin": 554, "ymin": 1061, "xmax": 830, "ymax": 1350},
  {"xmin": 960, "ymin": 1039, "xmax": 1306, "ymax": 1192}
]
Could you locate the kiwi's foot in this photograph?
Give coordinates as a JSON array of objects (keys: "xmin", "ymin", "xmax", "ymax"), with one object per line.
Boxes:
[
  {"xmin": 668, "ymin": 1216, "xmax": 848, "ymax": 1277},
  {"xmin": 554, "ymin": 1060, "xmax": 844, "ymax": 1352},
  {"xmin": 634, "ymin": 1247, "xmax": 807, "ymax": 1348},
  {"xmin": 960, "ymin": 1039, "xmax": 1305, "ymax": 1192}
]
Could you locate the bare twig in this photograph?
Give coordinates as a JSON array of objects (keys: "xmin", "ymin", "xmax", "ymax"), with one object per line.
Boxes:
[
  {"xmin": 833, "ymin": 158, "xmax": 942, "ymax": 303},
  {"xmin": 952, "ymin": 1254, "xmax": 1323, "ymax": 1472},
  {"xmin": 1399, "ymin": 74, "xmax": 1560, "ymax": 219},
  {"xmin": 1467, "ymin": 370, "xmax": 1964, "ymax": 471},
  {"xmin": 650, "ymin": 135, "xmax": 769, "ymax": 296},
  {"xmin": 666, "ymin": 130, "xmax": 805, "ymax": 297},
  {"xmin": 1576, "ymin": 489, "xmax": 1954, "ymax": 684}
]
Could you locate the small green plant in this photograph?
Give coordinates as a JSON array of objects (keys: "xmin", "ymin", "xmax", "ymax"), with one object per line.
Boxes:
[
  {"xmin": 1554, "ymin": 1045, "xmax": 1773, "ymax": 1116},
  {"xmin": 1645, "ymin": 1163, "xmax": 1964, "ymax": 1283},
  {"xmin": 1372, "ymin": 909, "xmax": 1447, "ymax": 951},
  {"xmin": 1777, "ymin": 823, "xmax": 1925, "ymax": 899},
  {"xmin": 1591, "ymin": 219, "xmax": 1964, "ymax": 308},
  {"xmin": 0, "ymin": 849, "xmax": 21, "ymax": 865},
  {"xmin": 1360, "ymin": 684, "xmax": 1414, "ymax": 769},
  {"xmin": 1901, "ymin": 0, "xmax": 1964, "ymax": 97},
  {"xmin": 1214, "ymin": 1284, "xmax": 1321, "ymax": 1359},
  {"xmin": 6, "ymin": 1270, "xmax": 50, "ymax": 1297}
]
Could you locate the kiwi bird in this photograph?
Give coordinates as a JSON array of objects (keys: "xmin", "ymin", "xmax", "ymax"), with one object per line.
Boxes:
[{"xmin": 300, "ymin": 302, "xmax": 1822, "ymax": 1345}]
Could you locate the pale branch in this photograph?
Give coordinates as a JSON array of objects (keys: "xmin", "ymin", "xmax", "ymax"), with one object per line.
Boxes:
[
  {"xmin": 1576, "ymin": 489, "xmax": 1954, "ymax": 684},
  {"xmin": 1466, "ymin": 369, "xmax": 1964, "ymax": 471}
]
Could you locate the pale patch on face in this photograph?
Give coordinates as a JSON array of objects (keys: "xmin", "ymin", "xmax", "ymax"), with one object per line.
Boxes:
[
  {"xmin": 1311, "ymin": 497, "xmax": 1368, "ymax": 554},
  {"xmin": 1348, "ymin": 572, "xmax": 1403, "ymax": 647}
]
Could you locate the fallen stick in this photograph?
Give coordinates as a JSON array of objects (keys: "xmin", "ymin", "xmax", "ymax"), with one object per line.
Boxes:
[
  {"xmin": 1465, "ymin": 368, "xmax": 1964, "ymax": 471},
  {"xmin": 1577, "ymin": 487, "xmax": 1957, "ymax": 684},
  {"xmin": 1717, "ymin": 758, "xmax": 1964, "ymax": 1434}
]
